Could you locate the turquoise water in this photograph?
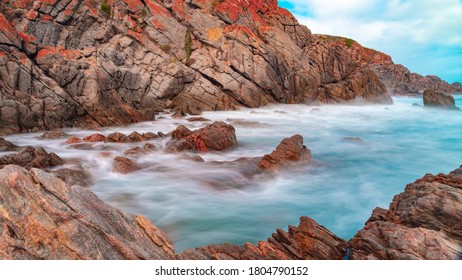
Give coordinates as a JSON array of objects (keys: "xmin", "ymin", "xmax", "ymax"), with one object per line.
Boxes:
[{"xmin": 3, "ymin": 96, "xmax": 462, "ymax": 252}]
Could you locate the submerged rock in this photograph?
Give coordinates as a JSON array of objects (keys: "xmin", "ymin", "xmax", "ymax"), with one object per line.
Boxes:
[
  {"xmin": 187, "ymin": 117, "xmax": 211, "ymax": 122},
  {"xmin": 423, "ymin": 89, "xmax": 459, "ymax": 110},
  {"xmin": 349, "ymin": 166, "xmax": 462, "ymax": 260},
  {"xmin": 0, "ymin": 146, "xmax": 63, "ymax": 170},
  {"xmin": 343, "ymin": 137, "xmax": 366, "ymax": 144},
  {"xmin": 0, "ymin": 165, "xmax": 175, "ymax": 260},
  {"xmin": 41, "ymin": 131, "xmax": 69, "ymax": 139},
  {"xmin": 258, "ymin": 135, "xmax": 312, "ymax": 171}
]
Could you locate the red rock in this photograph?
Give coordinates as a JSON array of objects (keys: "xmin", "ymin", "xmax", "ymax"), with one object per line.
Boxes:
[
  {"xmin": 167, "ymin": 122, "xmax": 237, "ymax": 153},
  {"xmin": 258, "ymin": 135, "xmax": 312, "ymax": 171},
  {"xmin": 0, "ymin": 165, "xmax": 175, "ymax": 259},
  {"xmin": 113, "ymin": 156, "xmax": 140, "ymax": 174},
  {"xmin": 171, "ymin": 125, "xmax": 192, "ymax": 140},
  {"xmin": 128, "ymin": 131, "xmax": 147, "ymax": 142},
  {"xmin": 83, "ymin": 133, "xmax": 106, "ymax": 142},
  {"xmin": 349, "ymin": 166, "xmax": 462, "ymax": 260},
  {"xmin": 105, "ymin": 132, "xmax": 130, "ymax": 143},
  {"xmin": 65, "ymin": 137, "xmax": 82, "ymax": 144}
]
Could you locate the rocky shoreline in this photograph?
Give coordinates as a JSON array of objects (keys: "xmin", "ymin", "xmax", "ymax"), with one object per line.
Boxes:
[
  {"xmin": 1, "ymin": 0, "xmax": 461, "ymax": 260},
  {"xmin": 1, "ymin": 119, "xmax": 461, "ymax": 260}
]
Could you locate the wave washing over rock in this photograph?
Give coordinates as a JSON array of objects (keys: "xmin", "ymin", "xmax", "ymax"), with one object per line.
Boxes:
[{"xmin": 0, "ymin": 0, "xmax": 462, "ymax": 260}]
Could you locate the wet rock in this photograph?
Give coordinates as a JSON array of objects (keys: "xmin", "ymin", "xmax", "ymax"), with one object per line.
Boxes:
[
  {"xmin": 0, "ymin": 165, "xmax": 175, "ymax": 259},
  {"xmin": 113, "ymin": 157, "xmax": 140, "ymax": 174},
  {"xmin": 143, "ymin": 132, "xmax": 159, "ymax": 140},
  {"xmin": 41, "ymin": 131, "xmax": 69, "ymax": 139},
  {"xmin": 65, "ymin": 137, "xmax": 82, "ymax": 144},
  {"xmin": 171, "ymin": 125, "xmax": 192, "ymax": 140},
  {"xmin": 423, "ymin": 89, "xmax": 459, "ymax": 110},
  {"xmin": 187, "ymin": 117, "xmax": 211, "ymax": 122},
  {"xmin": 52, "ymin": 167, "xmax": 93, "ymax": 187},
  {"xmin": 68, "ymin": 143, "xmax": 94, "ymax": 150},
  {"xmin": 124, "ymin": 147, "xmax": 147, "ymax": 158},
  {"xmin": 258, "ymin": 135, "xmax": 312, "ymax": 171},
  {"xmin": 0, "ymin": 146, "xmax": 63, "ymax": 170},
  {"xmin": 227, "ymin": 119, "xmax": 271, "ymax": 128},
  {"xmin": 83, "ymin": 134, "xmax": 106, "ymax": 142},
  {"xmin": 143, "ymin": 143, "xmax": 158, "ymax": 152},
  {"xmin": 349, "ymin": 166, "xmax": 462, "ymax": 260},
  {"xmin": 105, "ymin": 133, "xmax": 130, "ymax": 143},
  {"xmin": 178, "ymin": 217, "xmax": 346, "ymax": 260},
  {"xmin": 167, "ymin": 122, "xmax": 237, "ymax": 153},
  {"xmin": 412, "ymin": 103, "xmax": 422, "ymax": 107},
  {"xmin": 343, "ymin": 137, "xmax": 366, "ymax": 144},
  {"xmin": 128, "ymin": 132, "xmax": 146, "ymax": 142},
  {"xmin": 0, "ymin": 138, "xmax": 19, "ymax": 152}
]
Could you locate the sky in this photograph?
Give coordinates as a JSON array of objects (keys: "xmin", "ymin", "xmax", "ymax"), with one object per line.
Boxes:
[{"xmin": 279, "ymin": 0, "xmax": 462, "ymax": 84}]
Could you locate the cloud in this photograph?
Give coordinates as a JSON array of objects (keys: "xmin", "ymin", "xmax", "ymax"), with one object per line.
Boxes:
[{"xmin": 280, "ymin": 0, "xmax": 462, "ymax": 83}]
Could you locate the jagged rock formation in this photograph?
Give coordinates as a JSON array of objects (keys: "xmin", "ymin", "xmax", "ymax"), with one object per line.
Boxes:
[
  {"xmin": 0, "ymin": 165, "xmax": 175, "ymax": 259},
  {"xmin": 258, "ymin": 134, "xmax": 311, "ymax": 171},
  {"xmin": 0, "ymin": 0, "xmax": 392, "ymax": 135},
  {"xmin": 178, "ymin": 216, "xmax": 347, "ymax": 260},
  {"xmin": 313, "ymin": 35, "xmax": 462, "ymax": 95},
  {"xmin": 349, "ymin": 166, "xmax": 462, "ymax": 260},
  {"xmin": 0, "ymin": 146, "xmax": 63, "ymax": 169},
  {"xmin": 1, "ymin": 161, "xmax": 462, "ymax": 259}
]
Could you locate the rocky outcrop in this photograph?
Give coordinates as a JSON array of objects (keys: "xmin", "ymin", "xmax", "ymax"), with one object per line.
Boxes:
[
  {"xmin": 113, "ymin": 156, "xmax": 140, "ymax": 174},
  {"xmin": 0, "ymin": 146, "xmax": 63, "ymax": 169},
  {"xmin": 0, "ymin": 0, "xmax": 393, "ymax": 135},
  {"xmin": 0, "ymin": 137, "xmax": 19, "ymax": 151},
  {"xmin": 258, "ymin": 135, "xmax": 311, "ymax": 171},
  {"xmin": 373, "ymin": 64, "xmax": 462, "ymax": 95},
  {"xmin": 167, "ymin": 121, "xmax": 237, "ymax": 153},
  {"xmin": 312, "ymin": 35, "xmax": 461, "ymax": 96},
  {"xmin": 178, "ymin": 216, "xmax": 347, "ymax": 260},
  {"xmin": 0, "ymin": 165, "xmax": 175, "ymax": 259},
  {"xmin": 349, "ymin": 166, "xmax": 462, "ymax": 260},
  {"xmin": 423, "ymin": 89, "xmax": 459, "ymax": 110}
]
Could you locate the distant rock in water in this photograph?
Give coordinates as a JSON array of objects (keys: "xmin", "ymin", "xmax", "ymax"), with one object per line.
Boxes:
[
  {"xmin": 258, "ymin": 135, "xmax": 312, "ymax": 171},
  {"xmin": 343, "ymin": 137, "xmax": 366, "ymax": 144},
  {"xmin": 0, "ymin": 165, "xmax": 175, "ymax": 260},
  {"xmin": 349, "ymin": 165, "xmax": 462, "ymax": 260},
  {"xmin": 423, "ymin": 89, "xmax": 459, "ymax": 110}
]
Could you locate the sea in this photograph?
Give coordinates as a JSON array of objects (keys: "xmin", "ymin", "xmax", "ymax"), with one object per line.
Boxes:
[{"xmin": 2, "ymin": 95, "xmax": 462, "ymax": 252}]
